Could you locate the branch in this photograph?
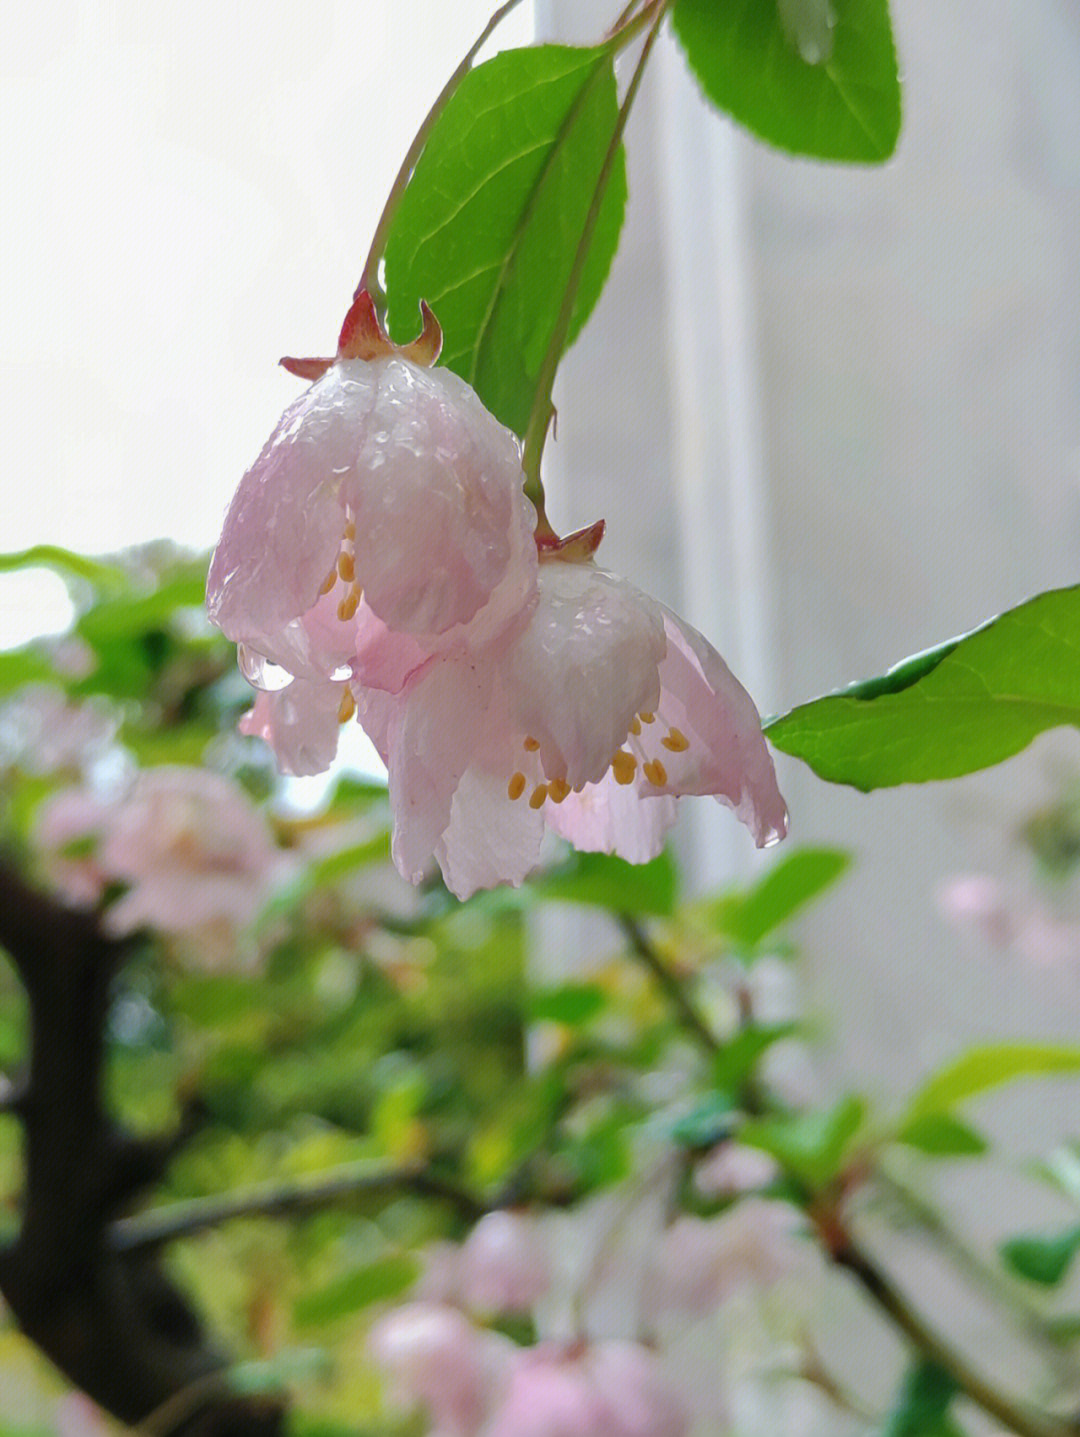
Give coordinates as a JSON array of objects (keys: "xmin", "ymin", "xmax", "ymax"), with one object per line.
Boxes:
[
  {"xmin": 617, "ymin": 914, "xmax": 720, "ymax": 1054},
  {"xmin": 618, "ymin": 904, "xmax": 1080, "ymax": 1437},
  {"xmin": 834, "ymin": 1238, "xmax": 1080, "ymax": 1437},
  {"xmin": 0, "ymin": 857, "xmax": 286, "ymax": 1437},
  {"xmin": 113, "ymin": 1163, "xmax": 486, "ymax": 1256}
]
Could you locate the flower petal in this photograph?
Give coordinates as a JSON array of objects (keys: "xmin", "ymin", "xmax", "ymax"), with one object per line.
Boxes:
[
  {"xmin": 239, "ymin": 677, "xmax": 345, "ymax": 777},
  {"xmin": 504, "ymin": 565, "xmax": 664, "ymax": 786},
  {"xmin": 435, "ymin": 766, "xmax": 545, "ymax": 900},
  {"xmin": 653, "ymin": 610, "xmax": 788, "ymax": 847},
  {"xmin": 363, "ymin": 655, "xmax": 492, "ymax": 885},
  {"xmin": 544, "ymin": 768, "xmax": 677, "ymax": 864}
]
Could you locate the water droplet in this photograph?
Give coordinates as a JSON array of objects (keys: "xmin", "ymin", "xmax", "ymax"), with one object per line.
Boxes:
[
  {"xmin": 237, "ymin": 643, "xmax": 292, "ymax": 692},
  {"xmin": 777, "ymin": 0, "xmax": 835, "ymax": 65}
]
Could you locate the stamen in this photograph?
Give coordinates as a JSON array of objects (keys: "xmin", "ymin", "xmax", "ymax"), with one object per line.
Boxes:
[
  {"xmin": 344, "ymin": 519, "xmax": 356, "ymax": 541},
  {"xmin": 338, "ymin": 551, "xmax": 355, "ymax": 583},
  {"xmin": 508, "ymin": 772, "xmax": 526, "ymax": 801},
  {"xmin": 337, "ymin": 688, "xmax": 356, "ymax": 724},
  {"xmin": 337, "ymin": 587, "xmax": 361, "ymax": 621},
  {"xmin": 523, "ymin": 735, "xmax": 541, "ymax": 752},
  {"xmin": 319, "ymin": 567, "xmax": 337, "ymax": 596},
  {"xmin": 529, "ymin": 783, "xmax": 549, "ymax": 809},
  {"xmin": 639, "ymin": 711, "xmax": 656, "ymax": 724},
  {"xmin": 661, "ymin": 727, "xmax": 689, "ymax": 752},
  {"xmin": 643, "ymin": 759, "xmax": 667, "ymax": 787},
  {"xmin": 611, "ymin": 750, "xmax": 637, "ymax": 786},
  {"xmin": 548, "ymin": 778, "xmax": 570, "ymax": 804},
  {"xmin": 629, "ymin": 715, "xmax": 642, "ymax": 736}
]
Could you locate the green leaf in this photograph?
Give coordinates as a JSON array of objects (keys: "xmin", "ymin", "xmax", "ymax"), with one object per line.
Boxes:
[
  {"xmin": 741, "ymin": 1093, "xmax": 864, "ymax": 1190},
  {"xmin": 0, "ymin": 647, "xmax": 57, "ymax": 693},
  {"xmin": 534, "ymin": 847, "xmax": 678, "ymax": 916},
  {"xmin": 895, "ymin": 1112, "xmax": 988, "ymax": 1157},
  {"xmin": 711, "ymin": 1022, "xmax": 799, "ymax": 1092},
  {"xmin": 707, "ymin": 848, "xmax": 851, "ymax": 950},
  {"xmin": 882, "ymin": 1359, "xmax": 961, "ymax": 1437},
  {"xmin": 528, "ymin": 983, "xmax": 607, "ymax": 1026},
  {"xmin": 906, "ymin": 1043, "xmax": 1080, "ymax": 1121},
  {"xmin": 293, "ymin": 1253, "xmax": 419, "ymax": 1329},
  {"xmin": 230, "ymin": 1347, "xmax": 334, "ymax": 1395},
  {"xmin": 766, "ymin": 586, "xmax": 1080, "ymax": 790},
  {"xmin": 671, "ymin": 0, "xmax": 901, "ymax": 162},
  {"xmin": 384, "ymin": 44, "xmax": 627, "ymax": 437},
  {"xmin": 1001, "ymin": 1227, "xmax": 1080, "ymax": 1287},
  {"xmin": 0, "ymin": 543, "xmax": 131, "ymax": 592}
]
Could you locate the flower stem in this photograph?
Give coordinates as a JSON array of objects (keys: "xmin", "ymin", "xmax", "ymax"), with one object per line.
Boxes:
[
  {"xmin": 521, "ymin": 0, "xmax": 669, "ymax": 511},
  {"xmin": 357, "ymin": 0, "xmax": 531, "ymax": 312}
]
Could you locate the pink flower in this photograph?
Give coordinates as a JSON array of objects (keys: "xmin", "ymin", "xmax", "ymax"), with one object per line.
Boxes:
[
  {"xmin": 935, "ymin": 873, "xmax": 1013, "ymax": 947},
  {"xmin": 368, "ymin": 1300, "xmax": 514, "ymax": 1437},
  {"xmin": 0, "ymin": 683, "xmax": 116, "ymax": 776},
  {"xmin": 356, "ymin": 559, "xmax": 787, "ymax": 899},
  {"xmin": 649, "ymin": 1204, "xmax": 803, "ymax": 1320},
  {"xmin": 206, "ymin": 292, "xmax": 538, "ymax": 769},
  {"xmin": 694, "ymin": 1142, "xmax": 780, "ymax": 1199},
  {"xmin": 97, "ymin": 766, "xmax": 288, "ymax": 936},
  {"xmin": 459, "ymin": 1209, "xmax": 551, "ymax": 1316},
  {"xmin": 37, "ymin": 767, "xmax": 289, "ymax": 940},
  {"xmin": 484, "ymin": 1340, "xmax": 688, "ymax": 1437}
]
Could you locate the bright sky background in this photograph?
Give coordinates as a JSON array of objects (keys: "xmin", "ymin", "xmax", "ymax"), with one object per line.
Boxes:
[{"xmin": 0, "ymin": 0, "xmax": 533, "ymax": 649}]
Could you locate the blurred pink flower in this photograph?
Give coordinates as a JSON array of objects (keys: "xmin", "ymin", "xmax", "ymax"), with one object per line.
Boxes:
[
  {"xmin": 35, "ymin": 786, "xmax": 116, "ymax": 905},
  {"xmin": 0, "ymin": 683, "xmax": 116, "ymax": 776},
  {"xmin": 207, "ymin": 292, "xmax": 538, "ymax": 759},
  {"xmin": 37, "ymin": 767, "xmax": 289, "ymax": 941},
  {"xmin": 650, "ymin": 1203, "xmax": 802, "ymax": 1320},
  {"xmin": 484, "ymin": 1340, "xmax": 688, "ymax": 1437},
  {"xmin": 459, "ymin": 1209, "xmax": 551, "ymax": 1316},
  {"xmin": 935, "ymin": 873, "xmax": 1013, "ymax": 947},
  {"xmin": 357, "ymin": 560, "xmax": 787, "ymax": 899},
  {"xmin": 368, "ymin": 1300, "xmax": 514, "ymax": 1437},
  {"xmin": 695, "ymin": 1142, "xmax": 780, "ymax": 1199}
]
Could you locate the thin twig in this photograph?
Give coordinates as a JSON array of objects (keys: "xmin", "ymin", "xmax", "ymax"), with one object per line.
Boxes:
[
  {"xmin": 617, "ymin": 913, "xmax": 719, "ymax": 1054},
  {"xmin": 113, "ymin": 1164, "xmax": 486, "ymax": 1255},
  {"xmin": 357, "ymin": 0, "xmax": 532, "ymax": 307},
  {"xmin": 520, "ymin": 0, "xmax": 669, "ymax": 502}
]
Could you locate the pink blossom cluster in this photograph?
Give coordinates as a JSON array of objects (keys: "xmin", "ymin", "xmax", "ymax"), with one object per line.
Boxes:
[
  {"xmin": 0, "ymin": 683, "xmax": 117, "ymax": 776},
  {"xmin": 35, "ymin": 765, "xmax": 290, "ymax": 942},
  {"xmin": 207, "ymin": 294, "xmax": 787, "ymax": 899},
  {"xmin": 937, "ymin": 872, "xmax": 1080, "ymax": 967},
  {"xmin": 368, "ymin": 1305, "xmax": 688, "ymax": 1437}
]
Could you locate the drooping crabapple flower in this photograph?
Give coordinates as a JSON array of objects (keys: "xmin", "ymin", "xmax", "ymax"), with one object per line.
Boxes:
[
  {"xmin": 484, "ymin": 1339, "xmax": 688, "ymax": 1437},
  {"xmin": 355, "ymin": 555, "xmax": 788, "ymax": 899},
  {"xmin": 206, "ymin": 291, "xmax": 539, "ymax": 772},
  {"xmin": 367, "ymin": 1300, "xmax": 515, "ymax": 1437}
]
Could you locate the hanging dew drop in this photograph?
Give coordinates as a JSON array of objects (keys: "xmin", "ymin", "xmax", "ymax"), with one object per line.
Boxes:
[{"xmin": 237, "ymin": 643, "xmax": 292, "ymax": 692}]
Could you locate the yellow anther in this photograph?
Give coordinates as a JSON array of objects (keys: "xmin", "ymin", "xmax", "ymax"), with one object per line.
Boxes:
[
  {"xmin": 337, "ymin": 587, "xmax": 361, "ymax": 621},
  {"xmin": 337, "ymin": 688, "xmax": 356, "ymax": 724},
  {"xmin": 643, "ymin": 759, "xmax": 668, "ymax": 787},
  {"xmin": 507, "ymin": 772, "xmax": 526, "ymax": 801},
  {"xmin": 661, "ymin": 727, "xmax": 689, "ymax": 752},
  {"xmin": 529, "ymin": 783, "xmax": 549, "ymax": 809},
  {"xmin": 337, "ymin": 551, "xmax": 355, "ymax": 583},
  {"xmin": 629, "ymin": 715, "xmax": 642, "ymax": 736},
  {"xmin": 344, "ymin": 519, "xmax": 356, "ymax": 540},
  {"xmin": 548, "ymin": 778, "xmax": 570, "ymax": 804},
  {"xmin": 611, "ymin": 750, "xmax": 637, "ymax": 786},
  {"xmin": 523, "ymin": 735, "xmax": 541, "ymax": 752},
  {"xmin": 639, "ymin": 711, "xmax": 656, "ymax": 724},
  {"xmin": 319, "ymin": 567, "xmax": 337, "ymax": 596}
]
